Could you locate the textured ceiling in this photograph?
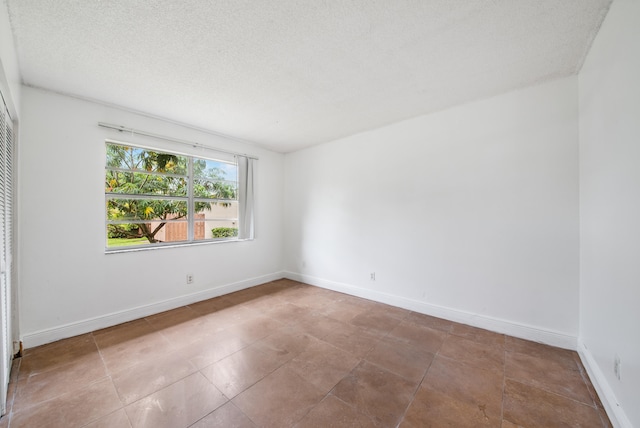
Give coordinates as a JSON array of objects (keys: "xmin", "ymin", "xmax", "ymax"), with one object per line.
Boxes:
[{"xmin": 7, "ymin": 0, "xmax": 611, "ymax": 153}]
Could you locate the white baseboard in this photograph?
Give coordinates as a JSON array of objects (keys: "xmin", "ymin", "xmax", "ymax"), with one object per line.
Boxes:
[
  {"xmin": 21, "ymin": 271, "xmax": 286, "ymax": 349},
  {"xmin": 577, "ymin": 341, "xmax": 632, "ymax": 428},
  {"xmin": 285, "ymin": 271, "xmax": 577, "ymax": 350}
]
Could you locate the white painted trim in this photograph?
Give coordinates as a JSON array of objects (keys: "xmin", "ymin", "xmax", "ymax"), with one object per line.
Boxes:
[
  {"xmin": 21, "ymin": 271, "xmax": 285, "ymax": 348},
  {"xmin": 577, "ymin": 341, "xmax": 632, "ymax": 428},
  {"xmin": 285, "ymin": 271, "xmax": 577, "ymax": 350}
]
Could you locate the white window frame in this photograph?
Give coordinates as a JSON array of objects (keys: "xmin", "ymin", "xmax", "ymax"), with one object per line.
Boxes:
[{"xmin": 105, "ymin": 140, "xmax": 242, "ymax": 252}]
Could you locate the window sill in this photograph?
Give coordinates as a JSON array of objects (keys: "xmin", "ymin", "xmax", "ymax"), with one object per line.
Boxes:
[{"xmin": 105, "ymin": 238, "xmax": 253, "ymax": 254}]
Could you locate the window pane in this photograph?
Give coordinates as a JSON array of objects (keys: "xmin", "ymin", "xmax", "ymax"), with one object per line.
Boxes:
[
  {"xmin": 106, "ymin": 170, "xmax": 187, "ymax": 197},
  {"xmin": 194, "ymin": 200, "xmax": 239, "ymax": 241},
  {"xmin": 106, "ymin": 144, "xmax": 187, "ymax": 175},
  {"xmin": 194, "ymin": 178, "xmax": 237, "ymax": 200},
  {"xmin": 106, "ymin": 224, "xmax": 152, "ymax": 248},
  {"xmin": 194, "ymin": 220, "xmax": 239, "ymax": 240},
  {"xmin": 193, "ymin": 157, "xmax": 237, "ymax": 199},
  {"xmin": 193, "ymin": 200, "xmax": 238, "ymax": 220},
  {"xmin": 107, "ymin": 198, "xmax": 188, "ymax": 221},
  {"xmin": 193, "ymin": 158, "xmax": 236, "ymax": 180},
  {"xmin": 147, "ymin": 220, "xmax": 189, "ymax": 244},
  {"xmin": 106, "ymin": 220, "xmax": 189, "ymax": 248}
]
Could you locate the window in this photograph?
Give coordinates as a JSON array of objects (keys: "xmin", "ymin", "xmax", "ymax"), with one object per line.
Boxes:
[{"xmin": 105, "ymin": 141, "xmax": 251, "ymax": 251}]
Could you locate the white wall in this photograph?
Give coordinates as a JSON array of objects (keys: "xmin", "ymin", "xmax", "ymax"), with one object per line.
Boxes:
[
  {"xmin": 18, "ymin": 87, "xmax": 285, "ymax": 347},
  {"xmin": 578, "ymin": 0, "xmax": 640, "ymax": 426},
  {"xmin": 284, "ymin": 76, "xmax": 580, "ymax": 347},
  {"xmin": 0, "ymin": 0, "xmax": 20, "ymax": 117}
]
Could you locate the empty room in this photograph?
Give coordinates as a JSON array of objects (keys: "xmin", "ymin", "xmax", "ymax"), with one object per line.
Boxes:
[{"xmin": 0, "ymin": 0, "xmax": 637, "ymax": 427}]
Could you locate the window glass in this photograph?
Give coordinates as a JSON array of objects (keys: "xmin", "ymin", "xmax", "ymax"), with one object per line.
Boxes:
[{"xmin": 105, "ymin": 142, "xmax": 239, "ymax": 250}]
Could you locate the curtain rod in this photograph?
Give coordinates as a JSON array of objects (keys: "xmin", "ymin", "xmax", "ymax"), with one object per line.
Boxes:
[{"xmin": 98, "ymin": 122, "xmax": 259, "ymax": 160}]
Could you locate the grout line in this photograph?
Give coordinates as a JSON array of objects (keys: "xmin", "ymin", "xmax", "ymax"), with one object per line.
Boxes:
[
  {"xmin": 199, "ymin": 345, "xmax": 289, "ymax": 403},
  {"xmin": 227, "ymin": 401, "xmax": 260, "ymax": 428},
  {"xmin": 79, "ymin": 408, "xmax": 130, "ymax": 428},
  {"xmin": 327, "ymin": 393, "xmax": 379, "ymax": 426},
  {"xmin": 575, "ymin": 355, "xmax": 602, "ymax": 410},
  {"xmin": 504, "ymin": 377, "xmax": 604, "ymax": 409},
  {"xmin": 395, "ymin": 330, "xmax": 444, "ymax": 427},
  {"xmin": 1, "ymin": 358, "xmax": 21, "ymax": 427}
]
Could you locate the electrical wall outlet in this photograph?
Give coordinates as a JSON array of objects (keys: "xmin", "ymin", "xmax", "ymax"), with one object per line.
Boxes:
[
  {"xmin": 186, "ymin": 274, "xmax": 194, "ymax": 284},
  {"xmin": 370, "ymin": 272, "xmax": 376, "ymax": 281},
  {"xmin": 614, "ymin": 354, "xmax": 621, "ymax": 380}
]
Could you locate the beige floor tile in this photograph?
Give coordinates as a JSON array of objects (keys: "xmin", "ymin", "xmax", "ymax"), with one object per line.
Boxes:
[
  {"xmin": 4, "ymin": 359, "xmax": 20, "ymax": 415},
  {"xmin": 13, "ymin": 353, "xmax": 107, "ymax": 411},
  {"xmin": 250, "ymin": 329, "xmax": 321, "ymax": 365},
  {"xmin": 286, "ymin": 341, "xmax": 361, "ymax": 393},
  {"xmin": 224, "ymin": 288, "xmax": 267, "ymax": 306},
  {"xmin": 125, "ymin": 372, "xmax": 227, "ymax": 428},
  {"xmin": 159, "ymin": 317, "xmax": 224, "ymax": 349},
  {"xmin": 286, "ymin": 293, "xmax": 336, "ymax": 311},
  {"xmin": 503, "ymin": 379, "xmax": 602, "ymax": 427},
  {"xmin": 378, "ymin": 304, "xmax": 411, "ymax": 321},
  {"xmin": 295, "ymin": 395, "xmax": 376, "ymax": 427},
  {"xmin": 403, "ymin": 311, "xmax": 453, "ymax": 332},
  {"xmin": 401, "ymin": 385, "xmax": 500, "ymax": 427},
  {"xmin": 505, "ymin": 350, "xmax": 593, "ymax": 405},
  {"xmin": 365, "ymin": 337, "xmax": 434, "ymax": 384},
  {"xmin": 505, "ymin": 336, "xmax": 577, "ymax": 369},
  {"xmin": 94, "ymin": 318, "xmax": 178, "ymax": 374},
  {"xmin": 333, "ymin": 293, "xmax": 381, "ymax": 309},
  {"xmin": 262, "ymin": 302, "xmax": 314, "ymax": 325},
  {"xmin": 190, "ymin": 401, "xmax": 256, "ymax": 427},
  {"xmin": 188, "ymin": 296, "xmax": 236, "ymax": 316},
  {"xmin": 201, "ymin": 346, "xmax": 282, "ymax": 398},
  {"xmin": 501, "ymin": 420, "xmax": 524, "ymax": 428},
  {"xmin": 19, "ymin": 334, "xmax": 98, "ymax": 375},
  {"xmin": 275, "ymin": 285, "xmax": 318, "ymax": 303},
  {"xmin": 232, "ymin": 366, "xmax": 325, "ymax": 427},
  {"xmin": 225, "ymin": 316, "xmax": 285, "ymax": 344},
  {"xmin": 321, "ymin": 322, "xmax": 380, "ymax": 358},
  {"xmin": 10, "ymin": 378, "xmax": 122, "ymax": 428},
  {"xmin": 332, "ymin": 360, "xmax": 417, "ymax": 427},
  {"xmin": 93, "ymin": 319, "xmax": 157, "ymax": 348},
  {"xmin": 449, "ymin": 323, "xmax": 506, "ymax": 347},
  {"xmin": 421, "ymin": 355, "xmax": 503, "ymax": 421},
  {"xmin": 320, "ymin": 300, "xmax": 368, "ymax": 323},
  {"xmin": 291, "ymin": 312, "xmax": 353, "ymax": 340},
  {"xmin": 208, "ymin": 306, "xmax": 259, "ymax": 329},
  {"xmin": 147, "ymin": 306, "xmax": 222, "ymax": 347},
  {"xmin": 254, "ymin": 279, "xmax": 292, "ymax": 295},
  {"xmin": 240, "ymin": 293, "xmax": 288, "ymax": 313},
  {"xmin": 385, "ymin": 321, "xmax": 447, "ymax": 354},
  {"xmin": 98, "ymin": 330, "xmax": 175, "ymax": 374},
  {"xmin": 439, "ymin": 334, "xmax": 504, "ymax": 373},
  {"xmin": 84, "ymin": 409, "xmax": 132, "ymax": 428},
  {"xmin": 111, "ymin": 350, "xmax": 198, "ymax": 405},
  {"xmin": 145, "ymin": 306, "xmax": 201, "ymax": 330},
  {"xmin": 349, "ymin": 310, "xmax": 404, "ymax": 336},
  {"xmin": 188, "ymin": 330, "xmax": 250, "ymax": 369}
]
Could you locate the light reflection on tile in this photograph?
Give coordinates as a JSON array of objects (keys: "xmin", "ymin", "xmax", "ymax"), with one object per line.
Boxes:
[{"xmin": 125, "ymin": 372, "xmax": 227, "ymax": 428}]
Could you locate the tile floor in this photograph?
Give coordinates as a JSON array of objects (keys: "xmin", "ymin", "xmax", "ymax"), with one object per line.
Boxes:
[{"xmin": 0, "ymin": 279, "xmax": 611, "ymax": 427}]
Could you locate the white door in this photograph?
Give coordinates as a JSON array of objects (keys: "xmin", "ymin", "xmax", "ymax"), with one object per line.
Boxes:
[{"xmin": 0, "ymin": 97, "xmax": 14, "ymax": 415}]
